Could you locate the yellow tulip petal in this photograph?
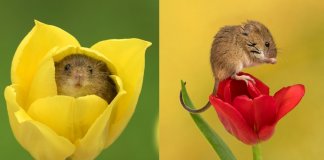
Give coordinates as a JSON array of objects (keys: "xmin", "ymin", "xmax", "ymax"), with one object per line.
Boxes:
[
  {"xmin": 12, "ymin": 21, "xmax": 80, "ymax": 104},
  {"xmin": 26, "ymin": 50, "xmax": 57, "ymax": 108},
  {"xmin": 91, "ymin": 38, "xmax": 151, "ymax": 146},
  {"xmin": 72, "ymin": 75, "xmax": 126, "ymax": 159},
  {"xmin": 27, "ymin": 95, "xmax": 107, "ymax": 143},
  {"xmin": 7, "ymin": 20, "xmax": 149, "ymax": 159},
  {"xmin": 5, "ymin": 85, "xmax": 75, "ymax": 160}
]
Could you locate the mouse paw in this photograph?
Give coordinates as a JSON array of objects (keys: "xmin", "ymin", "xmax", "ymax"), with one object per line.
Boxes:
[{"xmin": 231, "ymin": 74, "xmax": 255, "ymax": 85}]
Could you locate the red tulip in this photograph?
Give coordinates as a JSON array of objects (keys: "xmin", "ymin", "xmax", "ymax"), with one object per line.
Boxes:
[{"xmin": 209, "ymin": 73, "xmax": 305, "ymax": 145}]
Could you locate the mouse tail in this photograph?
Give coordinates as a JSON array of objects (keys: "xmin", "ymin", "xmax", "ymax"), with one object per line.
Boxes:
[{"xmin": 179, "ymin": 81, "xmax": 218, "ymax": 114}]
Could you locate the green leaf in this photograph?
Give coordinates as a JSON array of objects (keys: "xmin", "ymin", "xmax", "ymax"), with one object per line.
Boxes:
[{"xmin": 180, "ymin": 80, "xmax": 236, "ymax": 160}]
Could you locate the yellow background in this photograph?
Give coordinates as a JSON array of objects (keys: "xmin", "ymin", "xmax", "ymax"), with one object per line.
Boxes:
[{"xmin": 160, "ymin": 0, "xmax": 324, "ymax": 159}]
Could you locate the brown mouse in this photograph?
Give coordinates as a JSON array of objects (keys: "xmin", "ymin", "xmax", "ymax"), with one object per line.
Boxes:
[
  {"xmin": 180, "ymin": 20, "xmax": 277, "ymax": 113},
  {"xmin": 55, "ymin": 54, "xmax": 117, "ymax": 103}
]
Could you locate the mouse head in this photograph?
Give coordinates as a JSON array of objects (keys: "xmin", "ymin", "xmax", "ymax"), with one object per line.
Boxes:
[
  {"xmin": 240, "ymin": 20, "xmax": 277, "ymax": 64},
  {"xmin": 55, "ymin": 54, "xmax": 110, "ymax": 94}
]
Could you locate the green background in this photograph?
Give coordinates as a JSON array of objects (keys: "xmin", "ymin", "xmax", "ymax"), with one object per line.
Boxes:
[{"xmin": 0, "ymin": 0, "xmax": 158, "ymax": 159}]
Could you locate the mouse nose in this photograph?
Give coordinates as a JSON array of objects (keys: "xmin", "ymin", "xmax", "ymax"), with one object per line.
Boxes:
[
  {"xmin": 75, "ymin": 74, "xmax": 80, "ymax": 78},
  {"xmin": 74, "ymin": 73, "xmax": 84, "ymax": 79},
  {"xmin": 73, "ymin": 70, "xmax": 84, "ymax": 80}
]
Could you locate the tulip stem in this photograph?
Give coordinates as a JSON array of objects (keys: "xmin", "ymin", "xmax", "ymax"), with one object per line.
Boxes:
[
  {"xmin": 252, "ymin": 144, "xmax": 262, "ymax": 160},
  {"xmin": 180, "ymin": 80, "xmax": 236, "ymax": 160}
]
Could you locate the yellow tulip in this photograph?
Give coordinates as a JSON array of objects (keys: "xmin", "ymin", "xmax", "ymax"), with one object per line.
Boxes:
[{"xmin": 4, "ymin": 20, "xmax": 151, "ymax": 160}]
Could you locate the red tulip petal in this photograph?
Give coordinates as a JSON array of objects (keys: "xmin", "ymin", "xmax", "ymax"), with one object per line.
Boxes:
[
  {"xmin": 247, "ymin": 81, "xmax": 262, "ymax": 98},
  {"xmin": 218, "ymin": 77, "xmax": 250, "ymax": 103},
  {"xmin": 229, "ymin": 80, "xmax": 251, "ymax": 101},
  {"xmin": 258, "ymin": 124, "xmax": 276, "ymax": 142},
  {"xmin": 216, "ymin": 72, "xmax": 269, "ymax": 103},
  {"xmin": 209, "ymin": 95, "xmax": 258, "ymax": 145},
  {"xmin": 240, "ymin": 72, "xmax": 269, "ymax": 95},
  {"xmin": 222, "ymin": 79, "xmax": 232, "ymax": 103},
  {"xmin": 274, "ymin": 84, "xmax": 305, "ymax": 120},
  {"xmin": 216, "ymin": 79, "xmax": 226, "ymax": 99},
  {"xmin": 253, "ymin": 95, "xmax": 277, "ymax": 132},
  {"xmin": 232, "ymin": 95, "xmax": 254, "ymax": 128}
]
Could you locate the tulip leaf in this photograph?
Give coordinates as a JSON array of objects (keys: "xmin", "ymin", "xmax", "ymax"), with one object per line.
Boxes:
[{"xmin": 180, "ymin": 80, "xmax": 237, "ymax": 160}]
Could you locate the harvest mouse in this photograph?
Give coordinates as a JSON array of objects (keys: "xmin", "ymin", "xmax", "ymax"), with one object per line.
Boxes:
[
  {"xmin": 55, "ymin": 54, "xmax": 117, "ymax": 103},
  {"xmin": 180, "ymin": 20, "xmax": 277, "ymax": 113}
]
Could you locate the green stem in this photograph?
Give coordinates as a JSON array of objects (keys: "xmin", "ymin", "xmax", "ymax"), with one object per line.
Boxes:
[
  {"xmin": 252, "ymin": 144, "xmax": 262, "ymax": 160},
  {"xmin": 180, "ymin": 81, "xmax": 236, "ymax": 160}
]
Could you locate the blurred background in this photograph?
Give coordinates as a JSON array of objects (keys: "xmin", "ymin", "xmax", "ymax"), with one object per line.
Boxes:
[
  {"xmin": 0, "ymin": 0, "xmax": 158, "ymax": 159},
  {"xmin": 161, "ymin": 0, "xmax": 324, "ymax": 159}
]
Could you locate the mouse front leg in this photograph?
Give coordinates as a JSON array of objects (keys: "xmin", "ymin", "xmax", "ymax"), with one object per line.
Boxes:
[
  {"xmin": 228, "ymin": 62, "xmax": 255, "ymax": 84},
  {"xmin": 231, "ymin": 74, "xmax": 255, "ymax": 84}
]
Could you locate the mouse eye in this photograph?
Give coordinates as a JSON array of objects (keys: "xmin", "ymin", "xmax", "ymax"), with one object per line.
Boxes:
[
  {"xmin": 265, "ymin": 42, "xmax": 270, "ymax": 47},
  {"xmin": 88, "ymin": 66, "xmax": 93, "ymax": 74},
  {"xmin": 64, "ymin": 64, "xmax": 71, "ymax": 71}
]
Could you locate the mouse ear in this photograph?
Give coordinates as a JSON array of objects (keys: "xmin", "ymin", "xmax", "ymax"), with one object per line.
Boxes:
[
  {"xmin": 240, "ymin": 24, "xmax": 249, "ymax": 36},
  {"xmin": 241, "ymin": 21, "xmax": 259, "ymax": 36},
  {"xmin": 97, "ymin": 61, "xmax": 111, "ymax": 74}
]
